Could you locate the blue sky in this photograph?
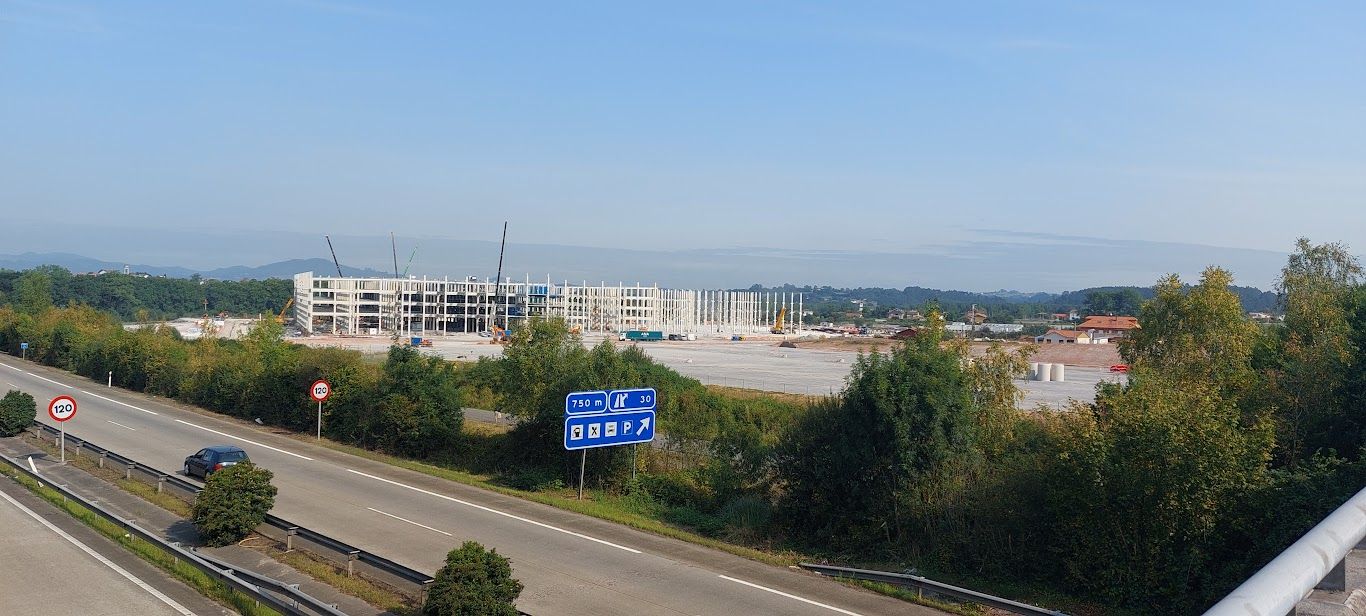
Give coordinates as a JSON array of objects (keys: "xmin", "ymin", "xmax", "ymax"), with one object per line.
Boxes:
[{"xmin": 1, "ymin": 2, "xmax": 1362, "ymax": 288}]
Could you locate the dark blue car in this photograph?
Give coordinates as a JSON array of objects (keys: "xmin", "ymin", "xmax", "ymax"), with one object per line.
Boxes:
[{"xmin": 183, "ymin": 445, "xmax": 249, "ymax": 478}]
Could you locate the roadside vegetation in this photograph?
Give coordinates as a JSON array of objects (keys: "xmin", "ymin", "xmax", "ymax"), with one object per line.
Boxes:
[
  {"xmin": 192, "ymin": 462, "xmax": 278, "ymax": 547},
  {"xmin": 0, "ymin": 238, "xmax": 1362, "ymax": 614}
]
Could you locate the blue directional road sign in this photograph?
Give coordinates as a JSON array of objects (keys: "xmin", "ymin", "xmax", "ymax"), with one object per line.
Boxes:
[
  {"xmin": 564, "ymin": 410, "xmax": 655, "ymax": 451},
  {"xmin": 20, "ymin": 343, "xmax": 28, "ymax": 351},
  {"xmin": 606, "ymin": 388, "xmax": 656, "ymax": 412},
  {"xmin": 564, "ymin": 390, "xmax": 608, "ymax": 415}
]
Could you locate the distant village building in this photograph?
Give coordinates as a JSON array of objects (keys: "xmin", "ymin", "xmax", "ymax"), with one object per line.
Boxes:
[
  {"xmin": 1077, "ymin": 315, "xmax": 1139, "ymax": 337},
  {"xmin": 1035, "ymin": 329, "xmax": 1108, "ymax": 344},
  {"xmin": 1247, "ymin": 312, "xmax": 1280, "ymax": 323},
  {"xmin": 963, "ymin": 308, "xmax": 989, "ymax": 325}
]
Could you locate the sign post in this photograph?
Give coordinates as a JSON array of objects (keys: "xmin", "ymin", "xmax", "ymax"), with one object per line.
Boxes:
[
  {"xmin": 20, "ymin": 342, "xmax": 28, "ymax": 361},
  {"xmin": 564, "ymin": 388, "xmax": 657, "ymax": 499},
  {"xmin": 47, "ymin": 395, "xmax": 77, "ymax": 463},
  {"xmin": 309, "ymin": 379, "xmax": 331, "ymax": 441}
]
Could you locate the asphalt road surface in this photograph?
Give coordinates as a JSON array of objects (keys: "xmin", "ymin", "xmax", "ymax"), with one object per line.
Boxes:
[
  {"xmin": 0, "ymin": 356, "xmax": 943, "ymax": 616},
  {"xmin": 0, "ymin": 473, "xmax": 224, "ymax": 615}
]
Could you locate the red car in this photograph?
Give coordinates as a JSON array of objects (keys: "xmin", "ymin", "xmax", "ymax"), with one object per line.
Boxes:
[{"xmin": 1109, "ymin": 364, "xmax": 1130, "ymax": 373}]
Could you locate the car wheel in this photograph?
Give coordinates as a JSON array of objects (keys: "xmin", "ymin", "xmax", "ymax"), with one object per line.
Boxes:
[{"xmin": 183, "ymin": 463, "xmax": 192, "ymax": 478}]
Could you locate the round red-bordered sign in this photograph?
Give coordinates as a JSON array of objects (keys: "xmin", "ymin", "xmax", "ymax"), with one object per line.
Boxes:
[
  {"xmin": 309, "ymin": 379, "xmax": 331, "ymax": 402},
  {"xmin": 48, "ymin": 395, "xmax": 77, "ymax": 422}
]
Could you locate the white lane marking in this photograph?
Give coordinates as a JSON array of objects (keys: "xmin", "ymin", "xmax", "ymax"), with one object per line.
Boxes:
[
  {"xmin": 27, "ymin": 456, "xmax": 37, "ymax": 474},
  {"xmin": 718, "ymin": 575, "xmax": 865, "ymax": 616},
  {"xmin": 0, "ymin": 364, "xmax": 20, "ymax": 371},
  {"xmin": 5, "ymin": 382, "xmax": 16, "ymax": 388},
  {"xmin": 346, "ymin": 469, "xmax": 641, "ymax": 554},
  {"xmin": 0, "ymin": 489, "xmax": 196, "ymax": 615},
  {"xmin": 106, "ymin": 420, "xmax": 136, "ymax": 431},
  {"xmin": 174, "ymin": 420, "xmax": 313, "ymax": 461},
  {"xmin": 78, "ymin": 389, "xmax": 159, "ymax": 415},
  {"xmin": 22, "ymin": 371, "xmax": 72, "ymax": 389},
  {"xmin": 367, "ymin": 507, "xmax": 453, "ymax": 536}
]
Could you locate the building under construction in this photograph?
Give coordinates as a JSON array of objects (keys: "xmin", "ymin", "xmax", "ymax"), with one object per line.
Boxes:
[{"xmin": 293, "ymin": 272, "xmax": 803, "ymax": 336}]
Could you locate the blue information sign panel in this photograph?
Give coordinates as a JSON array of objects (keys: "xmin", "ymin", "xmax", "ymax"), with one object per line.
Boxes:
[
  {"xmin": 564, "ymin": 390, "xmax": 608, "ymax": 416},
  {"xmin": 20, "ymin": 343, "xmax": 28, "ymax": 350},
  {"xmin": 607, "ymin": 388, "xmax": 656, "ymax": 412},
  {"xmin": 564, "ymin": 387, "xmax": 658, "ymax": 451},
  {"xmin": 564, "ymin": 410, "xmax": 655, "ymax": 451}
]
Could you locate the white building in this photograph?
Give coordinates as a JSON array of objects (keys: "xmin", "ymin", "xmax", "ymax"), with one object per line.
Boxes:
[{"xmin": 293, "ymin": 272, "xmax": 803, "ymax": 336}]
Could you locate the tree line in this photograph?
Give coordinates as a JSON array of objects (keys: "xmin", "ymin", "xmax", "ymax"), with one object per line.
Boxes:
[
  {"xmin": 1, "ymin": 239, "xmax": 1361, "ymax": 613},
  {"xmin": 0, "ymin": 266, "xmax": 294, "ymax": 321}
]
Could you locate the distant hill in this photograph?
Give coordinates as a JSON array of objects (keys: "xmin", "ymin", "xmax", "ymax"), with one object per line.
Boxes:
[{"xmin": 0, "ymin": 253, "xmax": 389, "ymax": 280}]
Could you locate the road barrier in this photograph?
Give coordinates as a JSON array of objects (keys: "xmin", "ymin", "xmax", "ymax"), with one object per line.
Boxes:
[
  {"xmin": 1202, "ymin": 484, "xmax": 1366, "ymax": 616},
  {"xmin": 798, "ymin": 563, "xmax": 1068, "ymax": 616},
  {"xmin": 0, "ymin": 450, "xmax": 316, "ymax": 615},
  {"xmin": 29, "ymin": 423, "xmax": 437, "ymax": 595}
]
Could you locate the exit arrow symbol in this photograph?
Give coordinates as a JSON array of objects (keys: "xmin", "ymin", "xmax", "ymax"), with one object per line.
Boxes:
[{"xmin": 636, "ymin": 417, "xmax": 651, "ymax": 436}]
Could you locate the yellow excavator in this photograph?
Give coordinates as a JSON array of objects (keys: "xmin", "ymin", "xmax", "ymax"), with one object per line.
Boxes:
[
  {"xmin": 274, "ymin": 297, "xmax": 294, "ymax": 325},
  {"xmin": 771, "ymin": 307, "xmax": 787, "ymax": 334}
]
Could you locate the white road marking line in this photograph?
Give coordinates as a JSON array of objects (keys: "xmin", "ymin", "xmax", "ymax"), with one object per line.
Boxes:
[
  {"xmin": 0, "ymin": 489, "xmax": 196, "ymax": 615},
  {"xmin": 0, "ymin": 363, "xmax": 20, "ymax": 371},
  {"xmin": 718, "ymin": 575, "xmax": 865, "ymax": 616},
  {"xmin": 5, "ymin": 382, "xmax": 15, "ymax": 388},
  {"xmin": 346, "ymin": 469, "xmax": 641, "ymax": 554},
  {"xmin": 173, "ymin": 420, "xmax": 313, "ymax": 461},
  {"xmin": 22, "ymin": 371, "xmax": 72, "ymax": 389},
  {"xmin": 78, "ymin": 389, "xmax": 159, "ymax": 415},
  {"xmin": 106, "ymin": 420, "xmax": 136, "ymax": 431},
  {"xmin": 367, "ymin": 507, "xmax": 453, "ymax": 536}
]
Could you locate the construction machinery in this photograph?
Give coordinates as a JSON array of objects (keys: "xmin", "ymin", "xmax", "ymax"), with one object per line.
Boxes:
[
  {"xmin": 490, "ymin": 325, "xmax": 510, "ymax": 344},
  {"xmin": 771, "ymin": 307, "xmax": 788, "ymax": 334},
  {"xmin": 275, "ymin": 297, "xmax": 294, "ymax": 325}
]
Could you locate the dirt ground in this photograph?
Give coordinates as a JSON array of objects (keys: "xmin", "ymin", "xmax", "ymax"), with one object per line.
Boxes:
[{"xmin": 789, "ymin": 337, "xmax": 1122, "ymax": 368}]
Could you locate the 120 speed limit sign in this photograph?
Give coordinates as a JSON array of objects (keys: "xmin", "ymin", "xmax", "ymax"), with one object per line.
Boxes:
[
  {"xmin": 48, "ymin": 395, "xmax": 77, "ymax": 422},
  {"xmin": 310, "ymin": 380, "xmax": 331, "ymax": 402}
]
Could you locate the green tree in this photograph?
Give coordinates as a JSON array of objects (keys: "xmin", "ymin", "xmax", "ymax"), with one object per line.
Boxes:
[
  {"xmin": 15, "ymin": 271, "xmax": 53, "ymax": 315},
  {"xmin": 423, "ymin": 541, "xmax": 523, "ymax": 616},
  {"xmin": 0, "ymin": 390, "xmax": 37, "ymax": 436},
  {"xmin": 191, "ymin": 462, "xmax": 278, "ymax": 547},
  {"xmin": 776, "ymin": 320, "xmax": 977, "ymax": 546},
  {"xmin": 1268, "ymin": 238, "xmax": 1362, "ymax": 463},
  {"xmin": 372, "ymin": 345, "xmax": 464, "ymax": 458}
]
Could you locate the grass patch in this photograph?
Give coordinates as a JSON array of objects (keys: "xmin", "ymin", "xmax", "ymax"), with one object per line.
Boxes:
[
  {"xmin": 240, "ymin": 536, "xmax": 418, "ymax": 615},
  {"xmin": 704, "ymin": 384, "xmax": 818, "ymax": 405},
  {"xmin": 848, "ymin": 579, "xmax": 986, "ymax": 616},
  {"xmin": 0, "ymin": 463, "xmax": 280, "ymax": 616}
]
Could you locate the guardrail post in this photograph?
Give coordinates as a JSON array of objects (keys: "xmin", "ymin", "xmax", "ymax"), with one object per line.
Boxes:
[
  {"xmin": 156, "ymin": 476, "xmax": 165, "ymax": 494},
  {"xmin": 73, "ymin": 443, "xmax": 81, "ymax": 457},
  {"xmin": 1317, "ymin": 557, "xmax": 1347, "ymax": 591},
  {"xmin": 125, "ymin": 464, "xmax": 134, "ymax": 480},
  {"xmin": 98, "ymin": 452, "xmax": 106, "ymax": 469},
  {"xmin": 347, "ymin": 552, "xmax": 358, "ymax": 577},
  {"xmin": 420, "ymin": 580, "xmax": 433, "ymax": 604},
  {"xmin": 286, "ymin": 528, "xmax": 297, "ymax": 551}
]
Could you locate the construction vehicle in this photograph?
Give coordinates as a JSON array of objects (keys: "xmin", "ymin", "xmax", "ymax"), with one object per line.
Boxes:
[
  {"xmin": 490, "ymin": 325, "xmax": 510, "ymax": 344},
  {"xmin": 275, "ymin": 297, "xmax": 294, "ymax": 325},
  {"xmin": 770, "ymin": 307, "xmax": 788, "ymax": 334}
]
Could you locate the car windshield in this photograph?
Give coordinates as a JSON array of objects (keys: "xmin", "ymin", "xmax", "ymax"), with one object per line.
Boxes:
[{"xmin": 218, "ymin": 450, "xmax": 247, "ymax": 462}]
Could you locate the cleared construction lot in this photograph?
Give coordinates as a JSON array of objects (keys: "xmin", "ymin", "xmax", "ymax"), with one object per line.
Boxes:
[{"xmin": 295, "ymin": 332, "xmax": 1125, "ymax": 408}]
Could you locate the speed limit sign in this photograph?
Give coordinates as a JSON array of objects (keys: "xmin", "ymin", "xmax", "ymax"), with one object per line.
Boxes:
[
  {"xmin": 48, "ymin": 395, "xmax": 77, "ymax": 422},
  {"xmin": 310, "ymin": 380, "xmax": 331, "ymax": 402}
]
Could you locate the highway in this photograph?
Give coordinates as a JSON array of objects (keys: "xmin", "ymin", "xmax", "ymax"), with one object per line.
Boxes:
[{"xmin": 0, "ymin": 356, "xmax": 940, "ymax": 616}]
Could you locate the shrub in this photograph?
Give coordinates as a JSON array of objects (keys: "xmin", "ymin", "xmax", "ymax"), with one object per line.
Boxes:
[
  {"xmin": 423, "ymin": 541, "xmax": 523, "ymax": 616},
  {"xmin": 0, "ymin": 390, "xmax": 36, "ymax": 437},
  {"xmin": 191, "ymin": 463, "xmax": 277, "ymax": 547}
]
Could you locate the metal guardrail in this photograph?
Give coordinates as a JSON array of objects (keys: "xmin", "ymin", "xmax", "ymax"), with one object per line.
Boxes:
[
  {"xmin": 0, "ymin": 450, "xmax": 309, "ymax": 615},
  {"xmin": 193, "ymin": 549, "xmax": 348, "ymax": 616},
  {"xmin": 1203, "ymin": 484, "xmax": 1366, "ymax": 616},
  {"xmin": 30, "ymin": 423, "xmax": 437, "ymax": 592},
  {"xmin": 799, "ymin": 563, "xmax": 1068, "ymax": 616}
]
